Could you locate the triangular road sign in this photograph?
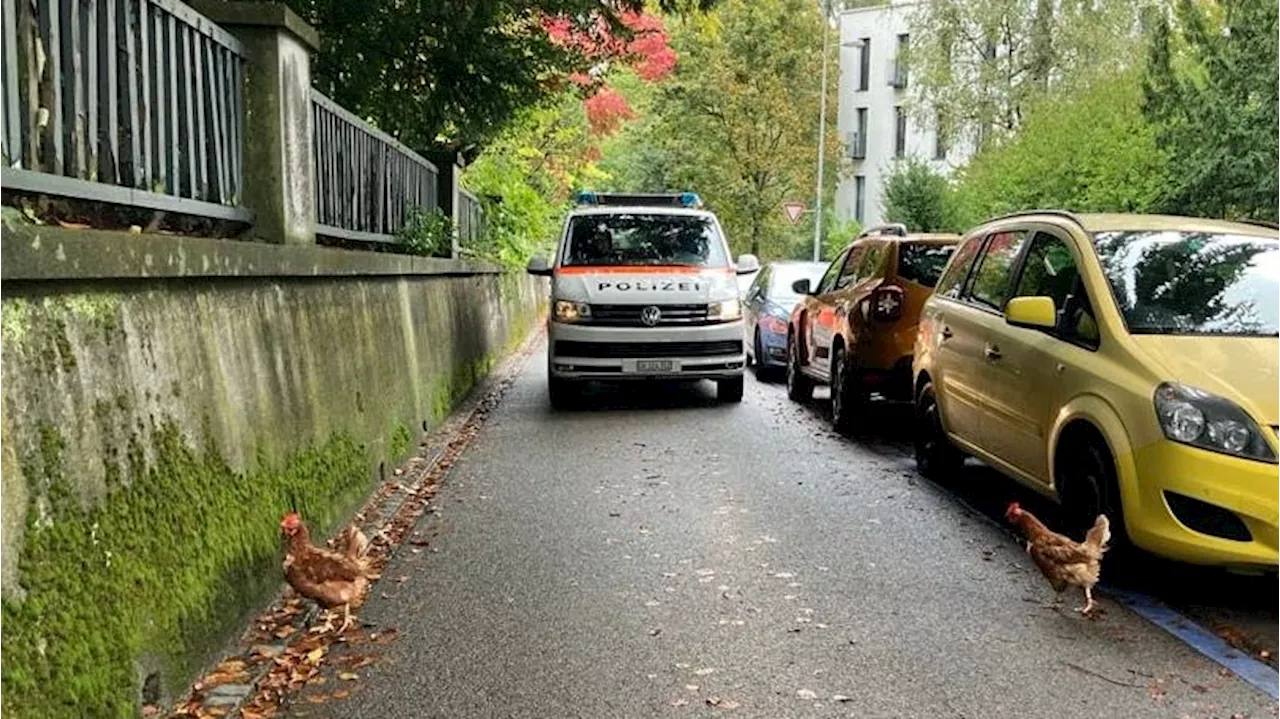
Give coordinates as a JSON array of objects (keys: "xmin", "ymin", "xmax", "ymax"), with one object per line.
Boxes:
[{"xmin": 783, "ymin": 201, "xmax": 806, "ymax": 224}]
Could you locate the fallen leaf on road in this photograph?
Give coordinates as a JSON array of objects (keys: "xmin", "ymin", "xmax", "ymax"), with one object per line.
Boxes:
[
  {"xmin": 686, "ymin": 684, "xmax": 699, "ymax": 692},
  {"xmin": 333, "ymin": 689, "xmax": 351, "ymax": 699},
  {"xmin": 649, "ymin": 628, "xmax": 662, "ymax": 636},
  {"xmin": 719, "ymin": 700, "xmax": 741, "ymax": 710},
  {"xmin": 339, "ymin": 672, "xmax": 359, "ymax": 681},
  {"xmin": 671, "ymin": 698, "xmax": 688, "ymax": 707},
  {"xmin": 306, "ymin": 694, "xmax": 330, "ymax": 704},
  {"xmin": 832, "ymin": 694, "xmax": 851, "ymax": 703},
  {"xmin": 797, "ymin": 689, "xmax": 818, "ymax": 700},
  {"xmin": 694, "ymin": 668, "xmax": 717, "ymax": 676},
  {"xmin": 275, "ymin": 626, "xmax": 296, "ymax": 640},
  {"xmin": 305, "ymin": 647, "xmax": 326, "ymax": 664}
]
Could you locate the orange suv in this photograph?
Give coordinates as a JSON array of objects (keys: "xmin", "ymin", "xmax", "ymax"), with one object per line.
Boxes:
[{"xmin": 787, "ymin": 224, "xmax": 960, "ymax": 430}]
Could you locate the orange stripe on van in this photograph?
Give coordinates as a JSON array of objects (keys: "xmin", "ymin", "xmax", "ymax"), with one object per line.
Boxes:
[{"xmin": 555, "ymin": 265, "xmax": 733, "ymax": 275}]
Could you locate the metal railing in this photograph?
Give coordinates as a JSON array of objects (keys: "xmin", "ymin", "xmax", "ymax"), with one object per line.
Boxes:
[
  {"xmin": 1, "ymin": 0, "xmax": 249, "ymax": 222},
  {"xmin": 457, "ymin": 188, "xmax": 484, "ymax": 248},
  {"xmin": 312, "ymin": 89, "xmax": 439, "ymax": 245}
]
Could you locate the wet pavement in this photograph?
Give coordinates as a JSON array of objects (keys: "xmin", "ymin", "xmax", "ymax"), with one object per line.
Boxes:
[{"xmin": 285, "ymin": 343, "xmax": 1278, "ymax": 718}]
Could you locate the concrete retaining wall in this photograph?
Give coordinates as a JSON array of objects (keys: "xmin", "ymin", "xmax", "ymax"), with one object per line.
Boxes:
[{"xmin": 0, "ymin": 216, "xmax": 547, "ymax": 715}]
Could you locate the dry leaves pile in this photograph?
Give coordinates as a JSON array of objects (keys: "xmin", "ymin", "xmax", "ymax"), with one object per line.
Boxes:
[{"xmin": 165, "ymin": 345, "xmax": 530, "ymax": 719}]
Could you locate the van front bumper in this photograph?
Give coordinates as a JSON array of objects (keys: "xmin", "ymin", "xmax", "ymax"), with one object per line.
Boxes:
[{"xmin": 548, "ymin": 320, "xmax": 746, "ymax": 380}]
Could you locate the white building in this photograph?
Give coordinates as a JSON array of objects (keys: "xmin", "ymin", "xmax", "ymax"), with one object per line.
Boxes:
[{"xmin": 833, "ymin": 1, "xmax": 970, "ymax": 229}]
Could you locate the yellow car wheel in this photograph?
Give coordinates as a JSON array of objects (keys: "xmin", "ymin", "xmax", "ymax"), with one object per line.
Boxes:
[
  {"xmin": 1057, "ymin": 429, "xmax": 1128, "ymax": 545},
  {"xmin": 914, "ymin": 381, "xmax": 963, "ymax": 480}
]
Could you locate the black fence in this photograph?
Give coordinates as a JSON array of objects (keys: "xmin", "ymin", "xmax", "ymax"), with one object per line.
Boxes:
[
  {"xmin": 1, "ymin": 0, "xmax": 249, "ymax": 221},
  {"xmin": 312, "ymin": 89, "xmax": 440, "ymax": 246}
]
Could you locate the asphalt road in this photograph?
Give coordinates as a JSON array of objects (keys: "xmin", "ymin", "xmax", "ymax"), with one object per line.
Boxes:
[{"xmin": 288, "ymin": 345, "xmax": 1278, "ymax": 719}]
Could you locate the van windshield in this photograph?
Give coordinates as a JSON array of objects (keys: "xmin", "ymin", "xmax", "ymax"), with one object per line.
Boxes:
[
  {"xmin": 563, "ymin": 214, "xmax": 730, "ymax": 267},
  {"xmin": 1092, "ymin": 230, "xmax": 1280, "ymax": 336}
]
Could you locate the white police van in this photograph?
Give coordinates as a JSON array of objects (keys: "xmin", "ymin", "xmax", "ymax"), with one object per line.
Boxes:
[{"xmin": 527, "ymin": 192, "xmax": 759, "ymax": 407}]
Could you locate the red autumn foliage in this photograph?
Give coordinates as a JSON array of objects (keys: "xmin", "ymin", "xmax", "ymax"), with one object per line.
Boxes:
[
  {"xmin": 543, "ymin": 10, "xmax": 676, "ymax": 82},
  {"xmin": 583, "ymin": 87, "xmax": 635, "ymax": 136}
]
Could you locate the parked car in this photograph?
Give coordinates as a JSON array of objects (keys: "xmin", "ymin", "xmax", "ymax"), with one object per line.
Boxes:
[
  {"xmin": 786, "ymin": 224, "xmax": 960, "ymax": 431},
  {"xmin": 912, "ymin": 211, "xmax": 1278, "ymax": 569},
  {"xmin": 743, "ymin": 261, "xmax": 827, "ymax": 376}
]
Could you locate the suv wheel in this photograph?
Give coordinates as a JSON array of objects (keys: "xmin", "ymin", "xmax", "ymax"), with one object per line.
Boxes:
[
  {"xmin": 914, "ymin": 381, "xmax": 962, "ymax": 479},
  {"xmin": 718, "ymin": 376, "xmax": 745, "ymax": 403},
  {"xmin": 830, "ymin": 346, "xmax": 865, "ymax": 433},
  {"xmin": 786, "ymin": 335, "xmax": 813, "ymax": 402},
  {"xmin": 1057, "ymin": 432, "xmax": 1127, "ymax": 545}
]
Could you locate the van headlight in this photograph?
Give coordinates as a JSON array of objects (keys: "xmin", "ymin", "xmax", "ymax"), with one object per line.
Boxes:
[
  {"xmin": 708, "ymin": 299, "xmax": 741, "ymax": 321},
  {"xmin": 553, "ymin": 300, "xmax": 591, "ymax": 323},
  {"xmin": 1154, "ymin": 383, "xmax": 1276, "ymax": 462}
]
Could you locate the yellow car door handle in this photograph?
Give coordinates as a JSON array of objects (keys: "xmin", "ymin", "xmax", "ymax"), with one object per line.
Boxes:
[{"xmin": 984, "ymin": 344, "xmax": 1002, "ymax": 360}]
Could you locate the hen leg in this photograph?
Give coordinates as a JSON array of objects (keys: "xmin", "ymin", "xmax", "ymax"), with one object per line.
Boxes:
[
  {"xmin": 338, "ymin": 604, "xmax": 354, "ymax": 634},
  {"xmin": 1076, "ymin": 586, "xmax": 1096, "ymax": 615},
  {"xmin": 311, "ymin": 608, "xmax": 338, "ymax": 634}
]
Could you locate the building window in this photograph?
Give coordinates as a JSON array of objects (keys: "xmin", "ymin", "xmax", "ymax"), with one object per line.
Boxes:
[
  {"xmin": 854, "ymin": 175, "xmax": 866, "ymax": 223},
  {"xmin": 850, "ymin": 107, "xmax": 867, "ymax": 159},
  {"xmin": 894, "ymin": 106, "xmax": 906, "ymax": 158},
  {"xmin": 891, "ymin": 34, "xmax": 909, "ymax": 88},
  {"xmin": 857, "ymin": 38, "xmax": 871, "ymax": 92},
  {"xmin": 934, "ymin": 111, "xmax": 947, "ymax": 160}
]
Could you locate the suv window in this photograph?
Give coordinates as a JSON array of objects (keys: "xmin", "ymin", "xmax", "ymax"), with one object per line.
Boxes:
[
  {"xmin": 835, "ymin": 246, "xmax": 865, "ymax": 290},
  {"xmin": 967, "ymin": 230, "xmax": 1029, "ymax": 310},
  {"xmin": 1012, "ymin": 232, "xmax": 1100, "ymax": 348},
  {"xmin": 898, "ymin": 243, "xmax": 957, "ymax": 287},
  {"xmin": 817, "ymin": 249, "xmax": 849, "ymax": 294},
  {"xmin": 852, "ymin": 242, "xmax": 888, "ymax": 284},
  {"xmin": 935, "ymin": 235, "xmax": 983, "ymax": 299}
]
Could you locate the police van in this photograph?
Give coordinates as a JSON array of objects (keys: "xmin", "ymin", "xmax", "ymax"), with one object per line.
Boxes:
[{"xmin": 527, "ymin": 192, "xmax": 759, "ymax": 407}]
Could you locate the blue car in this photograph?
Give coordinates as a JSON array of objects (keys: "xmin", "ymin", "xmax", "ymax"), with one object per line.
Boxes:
[{"xmin": 743, "ymin": 261, "xmax": 827, "ymax": 376}]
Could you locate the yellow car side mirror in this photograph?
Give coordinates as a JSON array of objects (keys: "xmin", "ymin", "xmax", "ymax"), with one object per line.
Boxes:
[{"xmin": 1005, "ymin": 296, "xmax": 1057, "ymax": 329}]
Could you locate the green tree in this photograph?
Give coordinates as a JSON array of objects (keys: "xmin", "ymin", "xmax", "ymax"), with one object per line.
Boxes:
[
  {"xmin": 284, "ymin": 0, "xmax": 713, "ymax": 154},
  {"xmin": 881, "ymin": 158, "xmax": 959, "ymax": 232},
  {"xmin": 908, "ymin": 0, "xmax": 1147, "ymax": 146},
  {"xmin": 1142, "ymin": 0, "xmax": 1279, "ymax": 221},
  {"xmin": 623, "ymin": 0, "xmax": 841, "ymax": 259},
  {"xmin": 462, "ymin": 93, "xmax": 604, "ymax": 267},
  {"xmin": 951, "ymin": 66, "xmax": 1171, "ymax": 226}
]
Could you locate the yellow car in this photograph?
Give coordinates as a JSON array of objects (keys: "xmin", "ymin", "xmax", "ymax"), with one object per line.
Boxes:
[{"xmin": 912, "ymin": 211, "xmax": 1278, "ymax": 569}]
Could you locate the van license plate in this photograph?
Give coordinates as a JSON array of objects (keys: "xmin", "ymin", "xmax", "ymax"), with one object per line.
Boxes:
[{"xmin": 635, "ymin": 360, "xmax": 675, "ymax": 372}]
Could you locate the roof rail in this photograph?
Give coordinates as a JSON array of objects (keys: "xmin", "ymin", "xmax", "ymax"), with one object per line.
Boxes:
[
  {"xmin": 1238, "ymin": 218, "xmax": 1280, "ymax": 231},
  {"xmin": 857, "ymin": 222, "xmax": 908, "ymax": 238},
  {"xmin": 574, "ymin": 191, "xmax": 703, "ymax": 209},
  {"xmin": 981, "ymin": 209, "xmax": 1086, "ymax": 227}
]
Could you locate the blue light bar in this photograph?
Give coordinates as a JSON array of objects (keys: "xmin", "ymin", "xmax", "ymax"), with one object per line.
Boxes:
[{"xmin": 574, "ymin": 192, "xmax": 703, "ymax": 209}]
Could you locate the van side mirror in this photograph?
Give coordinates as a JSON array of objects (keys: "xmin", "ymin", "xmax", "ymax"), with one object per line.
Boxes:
[
  {"xmin": 792, "ymin": 278, "xmax": 813, "ymax": 295},
  {"xmin": 526, "ymin": 256, "xmax": 553, "ymax": 276},
  {"xmin": 1005, "ymin": 296, "xmax": 1057, "ymax": 329},
  {"xmin": 735, "ymin": 253, "xmax": 760, "ymax": 275}
]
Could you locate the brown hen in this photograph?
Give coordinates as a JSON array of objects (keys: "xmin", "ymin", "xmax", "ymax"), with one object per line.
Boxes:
[
  {"xmin": 280, "ymin": 513, "xmax": 373, "ymax": 633},
  {"xmin": 1006, "ymin": 502, "xmax": 1110, "ymax": 615}
]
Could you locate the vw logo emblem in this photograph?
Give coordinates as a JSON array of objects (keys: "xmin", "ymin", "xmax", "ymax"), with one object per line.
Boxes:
[{"xmin": 640, "ymin": 306, "xmax": 662, "ymax": 327}]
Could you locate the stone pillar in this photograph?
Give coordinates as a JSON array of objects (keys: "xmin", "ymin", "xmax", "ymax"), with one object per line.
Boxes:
[
  {"xmin": 426, "ymin": 151, "xmax": 465, "ymax": 258},
  {"xmin": 193, "ymin": 2, "xmax": 319, "ymax": 245}
]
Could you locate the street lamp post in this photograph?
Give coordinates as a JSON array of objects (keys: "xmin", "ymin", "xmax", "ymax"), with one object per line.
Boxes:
[{"xmin": 812, "ymin": 0, "xmax": 830, "ymax": 262}]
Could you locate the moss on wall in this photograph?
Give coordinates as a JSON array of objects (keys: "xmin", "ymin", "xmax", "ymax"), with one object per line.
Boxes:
[
  {"xmin": 0, "ymin": 270, "xmax": 547, "ymax": 716},
  {"xmin": 1, "ymin": 414, "xmax": 370, "ymax": 717}
]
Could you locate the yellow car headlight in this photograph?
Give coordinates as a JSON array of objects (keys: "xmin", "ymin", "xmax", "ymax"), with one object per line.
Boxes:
[
  {"xmin": 1154, "ymin": 382, "xmax": 1277, "ymax": 463},
  {"xmin": 553, "ymin": 300, "xmax": 591, "ymax": 323}
]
